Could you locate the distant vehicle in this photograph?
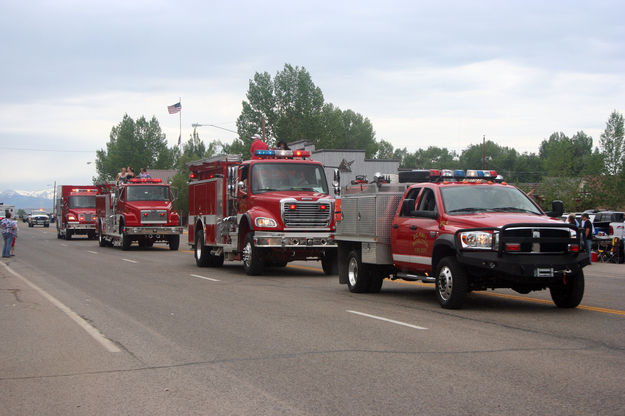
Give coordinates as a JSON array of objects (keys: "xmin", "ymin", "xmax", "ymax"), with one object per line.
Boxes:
[
  {"xmin": 56, "ymin": 185, "xmax": 98, "ymax": 240},
  {"xmin": 593, "ymin": 211, "xmax": 624, "ymax": 237},
  {"xmin": 28, "ymin": 212, "xmax": 50, "ymax": 227}
]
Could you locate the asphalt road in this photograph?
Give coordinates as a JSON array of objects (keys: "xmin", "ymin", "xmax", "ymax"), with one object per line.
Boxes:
[{"xmin": 1, "ymin": 225, "xmax": 625, "ymax": 415}]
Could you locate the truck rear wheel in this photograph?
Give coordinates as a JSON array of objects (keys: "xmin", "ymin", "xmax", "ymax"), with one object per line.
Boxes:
[
  {"xmin": 435, "ymin": 257, "xmax": 469, "ymax": 309},
  {"xmin": 168, "ymin": 235, "xmax": 180, "ymax": 251},
  {"xmin": 64, "ymin": 230, "xmax": 72, "ymax": 240},
  {"xmin": 549, "ymin": 269, "xmax": 584, "ymax": 308},
  {"xmin": 242, "ymin": 233, "xmax": 264, "ymax": 275},
  {"xmin": 346, "ymin": 249, "xmax": 374, "ymax": 293},
  {"xmin": 195, "ymin": 231, "xmax": 210, "ymax": 266}
]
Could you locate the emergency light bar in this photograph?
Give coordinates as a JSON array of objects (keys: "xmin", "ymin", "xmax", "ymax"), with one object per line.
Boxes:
[
  {"xmin": 399, "ymin": 169, "xmax": 501, "ymax": 183},
  {"xmin": 71, "ymin": 188, "xmax": 97, "ymax": 193},
  {"xmin": 254, "ymin": 149, "xmax": 310, "ymax": 159},
  {"xmin": 128, "ymin": 178, "xmax": 163, "ymax": 183}
]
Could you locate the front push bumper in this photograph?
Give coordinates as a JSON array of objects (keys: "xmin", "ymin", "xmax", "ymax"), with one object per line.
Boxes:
[
  {"xmin": 254, "ymin": 231, "xmax": 336, "ymax": 248},
  {"xmin": 123, "ymin": 226, "xmax": 184, "ymax": 236}
]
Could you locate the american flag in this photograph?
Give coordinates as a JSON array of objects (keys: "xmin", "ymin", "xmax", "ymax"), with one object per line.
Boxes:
[{"xmin": 168, "ymin": 102, "xmax": 181, "ymax": 114}]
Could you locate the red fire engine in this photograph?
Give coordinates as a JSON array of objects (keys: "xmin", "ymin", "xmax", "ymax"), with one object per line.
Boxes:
[
  {"xmin": 95, "ymin": 178, "xmax": 183, "ymax": 250},
  {"xmin": 55, "ymin": 185, "xmax": 98, "ymax": 240},
  {"xmin": 188, "ymin": 149, "xmax": 337, "ymax": 275}
]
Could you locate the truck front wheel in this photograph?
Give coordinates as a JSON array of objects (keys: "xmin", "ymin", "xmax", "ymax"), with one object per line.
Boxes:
[
  {"xmin": 321, "ymin": 251, "xmax": 338, "ymax": 275},
  {"xmin": 65, "ymin": 230, "xmax": 72, "ymax": 240},
  {"xmin": 98, "ymin": 223, "xmax": 106, "ymax": 247},
  {"xmin": 121, "ymin": 232, "xmax": 131, "ymax": 250},
  {"xmin": 549, "ymin": 269, "xmax": 584, "ymax": 308},
  {"xmin": 242, "ymin": 233, "xmax": 264, "ymax": 276},
  {"xmin": 435, "ymin": 257, "xmax": 469, "ymax": 309},
  {"xmin": 346, "ymin": 250, "xmax": 374, "ymax": 293}
]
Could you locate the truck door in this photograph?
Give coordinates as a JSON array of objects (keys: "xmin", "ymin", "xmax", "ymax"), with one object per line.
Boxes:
[
  {"xmin": 392, "ymin": 187, "xmax": 440, "ymax": 274},
  {"xmin": 390, "ymin": 186, "xmax": 425, "ymax": 273}
]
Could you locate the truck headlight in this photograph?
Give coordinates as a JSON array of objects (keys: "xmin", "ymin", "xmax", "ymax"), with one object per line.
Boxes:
[
  {"xmin": 254, "ymin": 217, "xmax": 277, "ymax": 228},
  {"xmin": 459, "ymin": 231, "xmax": 496, "ymax": 250}
]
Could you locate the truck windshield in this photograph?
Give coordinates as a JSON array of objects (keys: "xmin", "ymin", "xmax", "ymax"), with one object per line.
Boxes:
[
  {"xmin": 251, "ymin": 163, "xmax": 329, "ymax": 194},
  {"xmin": 69, "ymin": 195, "xmax": 96, "ymax": 208},
  {"xmin": 126, "ymin": 185, "xmax": 170, "ymax": 201},
  {"xmin": 441, "ymin": 185, "xmax": 542, "ymax": 215}
]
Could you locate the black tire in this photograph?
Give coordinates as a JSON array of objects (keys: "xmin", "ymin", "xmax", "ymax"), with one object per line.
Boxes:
[
  {"xmin": 435, "ymin": 256, "xmax": 469, "ymax": 309},
  {"xmin": 88, "ymin": 231, "xmax": 96, "ymax": 240},
  {"xmin": 98, "ymin": 225, "xmax": 106, "ymax": 247},
  {"xmin": 44, "ymin": 223, "xmax": 49, "ymax": 228},
  {"xmin": 368, "ymin": 266, "xmax": 385, "ymax": 293},
  {"xmin": 550, "ymin": 269, "xmax": 584, "ymax": 308},
  {"xmin": 242, "ymin": 233, "xmax": 264, "ymax": 275},
  {"xmin": 57, "ymin": 228, "xmax": 62, "ymax": 239},
  {"xmin": 321, "ymin": 251, "xmax": 338, "ymax": 275},
  {"xmin": 121, "ymin": 232, "xmax": 131, "ymax": 250},
  {"xmin": 209, "ymin": 251, "xmax": 225, "ymax": 267},
  {"xmin": 168, "ymin": 235, "xmax": 180, "ymax": 251},
  {"xmin": 65, "ymin": 230, "xmax": 72, "ymax": 240},
  {"xmin": 346, "ymin": 249, "xmax": 373, "ymax": 293},
  {"xmin": 195, "ymin": 230, "xmax": 210, "ymax": 267},
  {"xmin": 29, "ymin": 223, "xmax": 33, "ymax": 228}
]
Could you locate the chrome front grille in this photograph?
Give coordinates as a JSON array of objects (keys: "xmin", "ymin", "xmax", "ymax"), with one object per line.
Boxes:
[
  {"xmin": 140, "ymin": 209, "xmax": 167, "ymax": 224},
  {"xmin": 282, "ymin": 202, "xmax": 331, "ymax": 228}
]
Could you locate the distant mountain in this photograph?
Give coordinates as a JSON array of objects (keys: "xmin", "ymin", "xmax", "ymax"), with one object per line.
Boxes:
[{"xmin": 0, "ymin": 189, "xmax": 54, "ymax": 211}]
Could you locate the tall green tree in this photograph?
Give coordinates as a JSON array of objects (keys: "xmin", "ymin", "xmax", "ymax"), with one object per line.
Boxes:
[
  {"xmin": 599, "ymin": 110, "xmax": 625, "ymax": 176},
  {"xmin": 236, "ymin": 64, "xmax": 379, "ymax": 157},
  {"xmin": 94, "ymin": 114, "xmax": 177, "ymax": 182}
]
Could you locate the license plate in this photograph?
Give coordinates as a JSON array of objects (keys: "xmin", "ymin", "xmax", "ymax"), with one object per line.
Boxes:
[{"xmin": 534, "ymin": 268, "xmax": 554, "ymax": 278}]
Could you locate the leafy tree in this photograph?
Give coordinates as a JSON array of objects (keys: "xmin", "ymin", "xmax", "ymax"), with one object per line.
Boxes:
[
  {"xmin": 94, "ymin": 114, "xmax": 177, "ymax": 182},
  {"xmin": 236, "ymin": 64, "xmax": 379, "ymax": 157},
  {"xmin": 459, "ymin": 141, "xmax": 518, "ymax": 175},
  {"xmin": 375, "ymin": 139, "xmax": 395, "ymax": 159},
  {"xmin": 599, "ymin": 110, "xmax": 625, "ymax": 176}
]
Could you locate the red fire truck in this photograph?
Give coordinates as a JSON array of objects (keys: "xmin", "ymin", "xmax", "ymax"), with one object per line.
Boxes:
[
  {"xmin": 95, "ymin": 178, "xmax": 183, "ymax": 250},
  {"xmin": 334, "ymin": 169, "xmax": 587, "ymax": 309},
  {"xmin": 188, "ymin": 149, "xmax": 337, "ymax": 275},
  {"xmin": 55, "ymin": 185, "xmax": 98, "ymax": 240}
]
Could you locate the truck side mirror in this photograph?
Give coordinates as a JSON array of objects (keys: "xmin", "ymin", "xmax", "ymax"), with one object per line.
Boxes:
[
  {"xmin": 238, "ymin": 181, "xmax": 247, "ymax": 193},
  {"xmin": 333, "ymin": 169, "xmax": 341, "ymax": 196},
  {"xmin": 171, "ymin": 187, "xmax": 179, "ymax": 201},
  {"xmin": 546, "ymin": 200, "xmax": 563, "ymax": 218}
]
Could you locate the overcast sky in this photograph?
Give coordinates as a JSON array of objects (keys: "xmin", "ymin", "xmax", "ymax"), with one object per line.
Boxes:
[{"xmin": 1, "ymin": 0, "xmax": 624, "ymax": 191}]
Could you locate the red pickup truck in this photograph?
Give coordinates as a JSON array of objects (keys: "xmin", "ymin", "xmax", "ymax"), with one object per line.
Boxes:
[{"xmin": 334, "ymin": 169, "xmax": 588, "ymax": 309}]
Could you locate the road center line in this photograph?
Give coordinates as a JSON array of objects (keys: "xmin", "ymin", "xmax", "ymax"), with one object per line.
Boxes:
[
  {"xmin": 60, "ymin": 243, "xmax": 68, "ymax": 247},
  {"xmin": 347, "ymin": 310, "xmax": 428, "ymax": 330},
  {"xmin": 121, "ymin": 258, "xmax": 137, "ymax": 264},
  {"xmin": 0, "ymin": 262, "xmax": 120, "ymax": 353},
  {"xmin": 190, "ymin": 274, "xmax": 220, "ymax": 282},
  {"xmin": 87, "ymin": 250, "xmax": 98, "ymax": 254}
]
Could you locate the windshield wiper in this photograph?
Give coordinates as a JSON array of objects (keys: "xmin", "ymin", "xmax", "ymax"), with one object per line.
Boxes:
[{"xmin": 447, "ymin": 207, "xmax": 486, "ymax": 213}]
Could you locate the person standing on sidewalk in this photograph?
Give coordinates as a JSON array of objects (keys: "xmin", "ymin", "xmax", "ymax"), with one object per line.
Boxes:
[
  {"xmin": 580, "ymin": 213, "xmax": 593, "ymax": 264},
  {"xmin": 9, "ymin": 215, "xmax": 18, "ymax": 256},
  {"xmin": 1, "ymin": 212, "xmax": 17, "ymax": 258}
]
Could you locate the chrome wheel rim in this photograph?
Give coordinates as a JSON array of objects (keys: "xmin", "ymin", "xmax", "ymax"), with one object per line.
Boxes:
[
  {"xmin": 348, "ymin": 256, "xmax": 358, "ymax": 287},
  {"xmin": 438, "ymin": 266, "xmax": 453, "ymax": 301},
  {"xmin": 195, "ymin": 238, "xmax": 202, "ymax": 260},
  {"xmin": 242, "ymin": 241, "xmax": 252, "ymax": 267}
]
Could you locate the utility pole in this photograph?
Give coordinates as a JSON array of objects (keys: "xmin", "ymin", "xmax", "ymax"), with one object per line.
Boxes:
[{"xmin": 482, "ymin": 135, "xmax": 486, "ymax": 170}]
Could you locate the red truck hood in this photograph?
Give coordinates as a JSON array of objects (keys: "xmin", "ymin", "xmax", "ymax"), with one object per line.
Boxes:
[{"xmin": 445, "ymin": 212, "xmax": 562, "ymax": 231}]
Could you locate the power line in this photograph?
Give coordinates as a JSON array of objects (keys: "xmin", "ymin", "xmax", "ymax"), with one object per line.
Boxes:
[{"xmin": 0, "ymin": 147, "xmax": 95, "ymax": 153}]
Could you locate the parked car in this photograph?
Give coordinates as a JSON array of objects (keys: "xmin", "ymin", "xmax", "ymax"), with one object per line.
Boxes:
[{"xmin": 593, "ymin": 211, "xmax": 624, "ymax": 237}]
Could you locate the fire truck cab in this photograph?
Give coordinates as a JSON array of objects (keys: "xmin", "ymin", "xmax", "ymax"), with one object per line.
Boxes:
[
  {"xmin": 188, "ymin": 150, "xmax": 337, "ymax": 275},
  {"xmin": 55, "ymin": 185, "xmax": 98, "ymax": 240},
  {"xmin": 95, "ymin": 178, "xmax": 183, "ymax": 250}
]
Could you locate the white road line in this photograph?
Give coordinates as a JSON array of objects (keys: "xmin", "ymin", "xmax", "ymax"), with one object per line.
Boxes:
[
  {"xmin": 190, "ymin": 274, "xmax": 220, "ymax": 282},
  {"xmin": 0, "ymin": 262, "xmax": 121, "ymax": 353},
  {"xmin": 121, "ymin": 258, "xmax": 137, "ymax": 263},
  {"xmin": 60, "ymin": 244, "xmax": 68, "ymax": 247},
  {"xmin": 87, "ymin": 250, "xmax": 98, "ymax": 254},
  {"xmin": 347, "ymin": 310, "xmax": 428, "ymax": 330}
]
